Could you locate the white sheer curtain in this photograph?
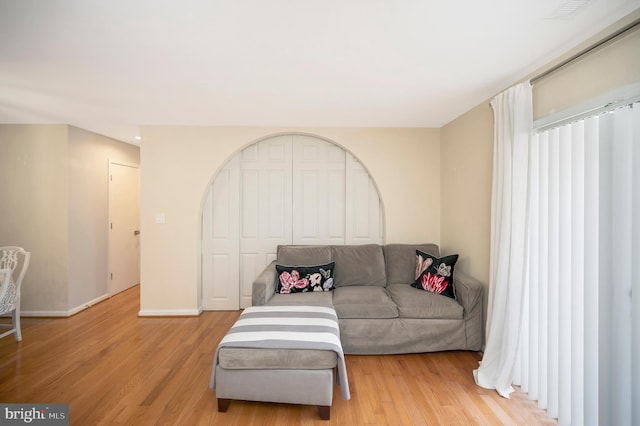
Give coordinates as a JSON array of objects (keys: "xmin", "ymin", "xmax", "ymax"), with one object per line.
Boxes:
[
  {"xmin": 478, "ymin": 81, "xmax": 640, "ymax": 424},
  {"xmin": 473, "ymin": 81, "xmax": 532, "ymax": 398}
]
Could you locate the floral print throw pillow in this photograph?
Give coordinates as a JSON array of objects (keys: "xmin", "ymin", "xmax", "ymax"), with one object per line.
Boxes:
[
  {"xmin": 411, "ymin": 250, "xmax": 458, "ymax": 299},
  {"xmin": 275, "ymin": 262, "xmax": 336, "ymax": 294}
]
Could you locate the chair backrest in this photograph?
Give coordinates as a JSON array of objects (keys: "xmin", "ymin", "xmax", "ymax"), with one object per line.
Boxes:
[
  {"xmin": 0, "ymin": 267, "xmax": 14, "ymax": 314},
  {"xmin": 0, "ymin": 246, "xmax": 31, "ymax": 295}
]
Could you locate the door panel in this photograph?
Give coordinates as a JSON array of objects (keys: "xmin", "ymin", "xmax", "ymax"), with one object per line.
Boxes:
[
  {"xmin": 328, "ymin": 170, "xmax": 347, "ymax": 239},
  {"xmin": 346, "ymin": 153, "xmax": 384, "ymax": 244},
  {"xmin": 109, "ymin": 162, "xmax": 140, "ymax": 295},
  {"xmin": 202, "ymin": 157, "xmax": 240, "ymax": 310},
  {"xmin": 292, "ymin": 135, "xmax": 346, "ymax": 245},
  {"xmin": 239, "ymin": 136, "xmax": 293, "ymax": 308}
]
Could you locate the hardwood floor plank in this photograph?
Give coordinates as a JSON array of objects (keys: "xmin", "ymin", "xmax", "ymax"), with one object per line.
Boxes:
[{"xmin": 0, "ymin": 286, "xmax": 557, "ymax": 425}]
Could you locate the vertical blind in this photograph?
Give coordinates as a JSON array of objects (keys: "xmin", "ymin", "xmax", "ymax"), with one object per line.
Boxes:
[{"xmin": 514, "ymin": 102, "xmax": 639, "ymax": 425}]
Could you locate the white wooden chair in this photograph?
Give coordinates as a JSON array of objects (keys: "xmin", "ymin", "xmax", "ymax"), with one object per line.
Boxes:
[{"xmin": 0, "ymin": 246, "xmax": 31, "ymax": 341}]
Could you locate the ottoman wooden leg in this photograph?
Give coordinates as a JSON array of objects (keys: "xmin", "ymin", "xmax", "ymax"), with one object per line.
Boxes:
[
  {"xmin": 318, "ymin": 405, "xmax": 330, "ymax": 420},
  {"xmin": 218, "ymin": 398, "xmax": 231, "ymax": 412}
]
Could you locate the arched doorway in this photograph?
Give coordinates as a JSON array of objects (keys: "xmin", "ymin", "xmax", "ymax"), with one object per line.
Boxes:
[{"xmin": 201, "ymin": 133, "xmax": 385, "ymax": 310}]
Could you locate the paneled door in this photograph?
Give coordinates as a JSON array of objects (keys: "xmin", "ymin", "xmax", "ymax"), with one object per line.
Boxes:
[
  {"xmin": 201, "ymin": 156, "xmax": 240, "ymax": 310},
  {"xmin": 238, "ymin": 136, "xmax": 293, "ymax": 308},
  {"xmin": 345, "ymin": 153, "xmax": 384, "ymax": 244},
  {"xmin": 292, "ymin": 135, "xmax": 346, "ymax": 245},
  {"xmin": 201, "ymin": 134, "xmax": 384, "ymax": 310},
  {"xmin": 109, "ymin": 162, "xmax": 140, "ymax": 296}
]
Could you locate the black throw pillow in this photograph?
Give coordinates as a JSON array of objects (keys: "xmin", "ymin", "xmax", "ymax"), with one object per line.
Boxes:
[
  {"xmin": 275, "ymin": 262, "xmax": 336, "ymax": 294},
  {"xmin": 411, "ymin": 250, "xmax": 458, "ymax": 299}
]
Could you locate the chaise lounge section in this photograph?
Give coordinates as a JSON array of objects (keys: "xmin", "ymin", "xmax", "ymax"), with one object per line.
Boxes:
[{"xmin": 210, "ymin": 304, "xmax": 349, "ymax": 420}]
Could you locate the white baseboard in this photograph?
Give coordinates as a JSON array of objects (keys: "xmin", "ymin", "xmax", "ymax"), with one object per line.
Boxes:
[
  {"xmin": 68, "ymin": 294, "xmax": 110, "ymax": 316},
  {"xmin": 20, "ymin": 310, "xmax": 69, "ymax": 317},
  {"xmin": 138, "ymin": 309, "xmax": 201, "ymax": 317},
  {"xmin": 22, "ymin": 293, "xmax": 111, "ymax": 317}
]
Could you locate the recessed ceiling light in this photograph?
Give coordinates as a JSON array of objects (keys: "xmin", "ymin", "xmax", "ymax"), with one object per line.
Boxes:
[
  {"xmin": 135, "ymin": 136, "xmax": 141, "ymax": 140},
  {"xmin": 546, "ymin": 0, "xmax": 593, "ymax": 20}
]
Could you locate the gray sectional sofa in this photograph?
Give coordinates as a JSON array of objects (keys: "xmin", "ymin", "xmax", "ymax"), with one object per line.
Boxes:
[{"xmin": 252, "ymin": 243, "xmax": 484, "ymax": 354}]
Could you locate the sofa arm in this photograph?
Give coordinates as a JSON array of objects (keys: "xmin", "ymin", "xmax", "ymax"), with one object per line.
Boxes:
[
  {"xmin": 252, "ymin": 260, "xmax": 277, "ymax": 306},
  {"xmin": 454, "ymin": 271, "xmax": 484, "ymax": 351},
  {"xmin": 454, "ymin": 271, "xmax": 483, "ymax": 315}
]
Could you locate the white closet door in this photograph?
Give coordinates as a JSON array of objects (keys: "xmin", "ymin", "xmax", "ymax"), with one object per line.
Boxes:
[
  {"xmin": 239, "ymin": 136, "xmax": 293, "ymax": 307},
  {"xmin": 201, "ymin": 156, "xmax": 240, "ymax": 310},
  {"xmin": 292, "ymin": 135, "xmax": 346, "ymax": 245},
  {"xmin": 202, "ymin": 134, "xmax": 385, "ymax": 311},
  {"xmin": 345, "ymin": 153, "xmax": 384, "ymax": 244}
]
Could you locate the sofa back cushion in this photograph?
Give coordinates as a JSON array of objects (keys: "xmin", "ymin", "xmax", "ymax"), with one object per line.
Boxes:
[
  {"xmin": 277, "ymin": 245, "xmax": 333, "ymax": 266},
  {"xmin": 331, "ymin": 244, "xmax": 386, "ymax": 287},
  {"xmin": 383, "ymin": 243, "xmax": 440, "ymax": 285}
]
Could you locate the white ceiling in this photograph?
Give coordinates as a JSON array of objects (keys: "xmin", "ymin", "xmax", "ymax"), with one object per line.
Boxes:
[{"xmin": 1, "ymin": 0, "xmax": 639, "ymax": 145}]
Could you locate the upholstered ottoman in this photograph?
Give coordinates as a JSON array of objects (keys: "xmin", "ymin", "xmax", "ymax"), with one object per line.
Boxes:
[{"xmin": 209, "ymin": 304, "xmax": 350, "ymax": 420}]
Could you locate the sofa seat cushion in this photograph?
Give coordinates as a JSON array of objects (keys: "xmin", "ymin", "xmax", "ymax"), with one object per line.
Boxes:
[
  {"xmin": 387, "ymin": 284, "xmax": 463, "ymax": 319},
  {"xmin": 332, "ymin": 286, "xmax": 398, "ymax": 319},
  {"xmin": 267, "ymin": 291, "xmax": 333, "ymax": 305}
]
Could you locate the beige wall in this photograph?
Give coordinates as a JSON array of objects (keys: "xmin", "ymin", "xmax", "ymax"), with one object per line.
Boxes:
[
  {"xmin": 0, "ymin": 124, "xmax": 70, "ymax": 312},
  {"xmin": 534, "ymin": 25, "xmax": 640, "ymax": 121},
  {"xmin": 139, "ymin": 126, "xmax": 440, "ymax": 313},
  {"xmin": 0, "ymin": 124, "xmax": 140, "ymax": 315},
  {"xmin": 440, "ymin": 15, "xmax": 640, "ymax": 319},
  {"xmin": 68, "ymin": 126, "xmax": 140, "ymax": 312},
  {"xmin": 440, "ymin": 103, "xmax": 494, "ymax": 286}
]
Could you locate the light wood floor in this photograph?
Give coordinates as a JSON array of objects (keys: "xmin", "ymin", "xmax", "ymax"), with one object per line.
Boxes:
[{"xmin": 0, "ymin": 286, "xmax": 556, "ymax": 425}]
